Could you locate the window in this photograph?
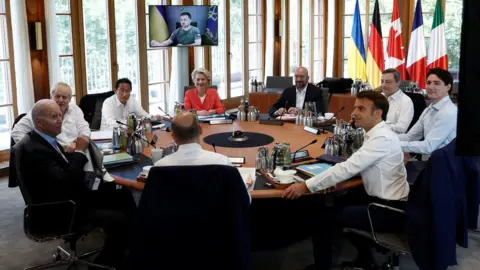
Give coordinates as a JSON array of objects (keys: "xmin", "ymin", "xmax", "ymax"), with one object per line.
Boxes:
[
  {"xmin": 82, "ymin": 0, "xmax": 112, "ymax": 94},
  {"xmin": 193, "ymin": 0, "xmax": 206, "ymax": 68},
  {"xmin": 288, "ymin": 0, "xmax": 299, "ymax": 75},
  {"xmin": 445, "ymin": 0, "xmax": 462, "ymax": 79},
  {"xmin": 422, "ymin": 0, "xmax": 436, "ymax": 57},
  {"xmin": 0, "ymin": 0, "xmax": 15, "ymax": 133},
  {"xmin": 301, "ymin": 0, "xmax": 311, "ymax": 73},
  {"xmin": 146, "ymin": 0, "xmax": 169, "ymax": 115},
  {"xmin": 313, "ymin": 0, "xmax": 325, "ymax": 82},
  {"xmin": 54, "ymin": 0, "xmax": 76, "ymax": 103},
  {"xmin": 248, "ymin": 0, "xmax": 263, "ymax": 85},
  {"xmin": 115, "ymin": 0, "xmax": 141, "ymax": 100},
  {"xmin": 229, "ymin": 0, "xmax": 244, "ymax": 97},
  {"xmin": 210, "ymin": 0, "xmax": 227, "ymax": 99}
]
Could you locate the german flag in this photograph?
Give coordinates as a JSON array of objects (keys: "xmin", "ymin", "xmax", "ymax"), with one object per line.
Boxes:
[{"xmin": 366, "ymin": 0, "xmax": 385, "ymax": 89}]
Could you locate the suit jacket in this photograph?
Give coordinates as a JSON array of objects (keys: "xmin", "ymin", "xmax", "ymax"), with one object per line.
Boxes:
[
  {"xmin": 268, "ymin": 84, "xmax": 325, "ymax": 116},
  {"xmin": 14, "ymin": 131, "xmax": 89, "ymax": 204},
  {"xmin": 184, "ymin": 88, "xmax": 225, "ymax": 114},
  {"xmin": 129, "ymin": 165, "xmax": 251, "ymax": 270},
  {"xmin": 407, "ymin": 139, "xmax": 480, "ymax": 270}
]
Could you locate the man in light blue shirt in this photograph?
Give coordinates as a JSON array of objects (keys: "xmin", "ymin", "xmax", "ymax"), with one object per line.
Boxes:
[{"xmin": 398, "ymin": 68, "xmax": 457, "ymax": 155}]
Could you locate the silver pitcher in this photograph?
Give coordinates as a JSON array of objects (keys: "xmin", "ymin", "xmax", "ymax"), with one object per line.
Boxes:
[
  {"xmin": 255, "ymin": 147, "xmax": 269, "ymax": 170},
  {"xmin": 127, "ymin": 135, "xmax": 143, "ymax": 156},
  {"xmin": 142, "ymin": 117, "xmax": 153, "ymax": 135},
  {"xmin": 112, "ymin": 127, "xmax": 121, "ymax": 150},
  {"xmin": 324, "ymin": 137, "xmax": 340, "ymax": 156},
  {"xmin": 304, "ymin": 112, "xmax": 314, "ymax": 127},
  {"xmin": 295, "ymin": 110, "xmax": 305, "ymax": 126},
  {"xmin": 238, "ymin": 105, "xmax": 247, "ymax": 121},
  {"xmin": 247, "ymin": 106, "xmax": 259, "ymax": 122}
]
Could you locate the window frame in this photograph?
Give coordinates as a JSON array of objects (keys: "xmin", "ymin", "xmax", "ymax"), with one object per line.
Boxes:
[{"xmin": 0, "ymin": 0, "xmax": 18, "ymax": 130}]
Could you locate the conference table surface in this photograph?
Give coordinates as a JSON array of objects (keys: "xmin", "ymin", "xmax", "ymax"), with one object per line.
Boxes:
[{"xmin": 111, "ymin": 120, "xmax": 362, "ymax": 199}]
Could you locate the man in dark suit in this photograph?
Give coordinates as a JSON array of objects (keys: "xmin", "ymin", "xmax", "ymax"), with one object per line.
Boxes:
[
  {"xmin": 268, "ymin": 66, "xmax": 325, "ymax": 117},
  {"xmin": 15, "ymin": 99, "xmax": 136, "ymax": 270}
]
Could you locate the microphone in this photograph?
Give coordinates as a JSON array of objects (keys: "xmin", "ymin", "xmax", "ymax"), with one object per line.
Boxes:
[
  {"xmin": 212, "ymin": 143, "xmax": 217, "ymax": 153},
  {"xmin": 157, "ymin": 106, "xmax": 174, "ymax": 120},
  {"xmin": 293, "ymin": 139, "xmax": 318, "ymax": 163},
  {"xmin": 116, "ymin": 120, "xmax": 127, "ymax": 127},
  {"xmin": 332, "ymin": 106, "xmax": 346, "ymax": 120}
]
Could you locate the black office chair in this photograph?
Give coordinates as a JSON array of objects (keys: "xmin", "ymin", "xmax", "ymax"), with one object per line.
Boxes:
[
  {"xmin": 128, "ymin": 165, "xmax": 251, "ymax": 270},
  {"xmin": 78, "ymin": 91, "xmax": 115, "ymax": 130},
  {"xmin": 404, "ymin": 92, "xmax": 427, "ymax": 132},
  {"xmin": 11, "ymin": 141, "xmax": 113, "ymax": 270},
  {"xmin": 9, "ymin": 113, "xmax": 27, "ymax": 188}
]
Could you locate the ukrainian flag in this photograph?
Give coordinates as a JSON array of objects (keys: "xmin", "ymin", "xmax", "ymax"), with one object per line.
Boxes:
[
  {"xmin": 149, "ymin": 6, "xmax": 169, "ymax": 44},
  {"xmin": 347, "ymin": 0, "xmax": 366, "ymax": 81}
]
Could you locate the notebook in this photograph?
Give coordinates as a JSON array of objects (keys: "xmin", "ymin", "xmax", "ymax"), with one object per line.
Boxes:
[
  {"xmin": 103, "ymin": 152, "xmax": 134, "ymax": 166},
  {"xmin": 296, "ymin": 163, "xmax": 332, "ymax": 177}
]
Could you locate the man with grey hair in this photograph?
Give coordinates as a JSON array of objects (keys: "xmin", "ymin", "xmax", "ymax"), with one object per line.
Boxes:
[
  {"xmin": 268, "ymin": 66, "xmax": 325, "ymax": 117},
  {"xmin": 13, "ymin": 99, "xmax": 137, "ymax": 269},
  {"xmin": 381, "ymin": 68, "xmax": 414, "ymax": 134}
]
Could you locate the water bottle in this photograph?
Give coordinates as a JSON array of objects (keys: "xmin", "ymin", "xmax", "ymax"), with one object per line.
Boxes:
[{"xmin": 112, "ymin": 127, "xmax": 121, "ymax": 150}]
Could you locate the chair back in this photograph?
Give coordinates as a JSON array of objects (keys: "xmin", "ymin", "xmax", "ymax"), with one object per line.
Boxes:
[
  {"xmin": 12, "ymin": 138, "xmax": 76, "ymax": 241},
  {"xmin": 265, "ymin": 76, "xmax": 293, "ymax": 89},
  {"xmin": 404, "ymin": 92, "xmax": 427, "ymax": 131},
  {"xmin": 8, "ymin": 113, "xmax": 27, "ymax": 188},
  {"xmin": 78, "ymin": 91, "xmax": 115, "ymax": 130},
  {"xmin": 129, "ymin": 165, "xmax": 251, "ymax": 270}
]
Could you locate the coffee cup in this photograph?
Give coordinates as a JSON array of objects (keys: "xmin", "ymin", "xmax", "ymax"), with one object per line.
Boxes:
[
  {"xmin": 141, "ymin": 166, "xmax": 152, "ymax": 177},
  {"xmin": 274, "ymin": 169, "xmax": 296, "ymax": 184},
  {"xmin": 151, "ymin": 148, "xmax": 164, "ymax": 164}
]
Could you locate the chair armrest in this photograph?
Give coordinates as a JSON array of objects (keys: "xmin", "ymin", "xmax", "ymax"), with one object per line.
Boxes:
[
  {"xmin": 24, "ymin": 200, "xmax": 76, "ymax": 242},
  {"xmin": 367, "ymin": 202, "xmax": 405, "ymax": 244}
]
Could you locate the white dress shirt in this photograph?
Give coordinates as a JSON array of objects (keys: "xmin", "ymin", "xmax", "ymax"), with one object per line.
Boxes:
[
  {"xmin": 384, "ymin": 90, "xmax": 414, "ymax": 134},
  {"xmin": 154, "ymin": 143, "xmax": 250, "ymax": 201},
  {"xmin": 397, "ymin": 95, "xmax": 457, "ymax": 155},
  {"xmin": 12, "ymin": 104, "xmax": 93, "ymax": 171},
  {"xmin": 100, "ymin": 95, "xmax": 148, "ymax": 130},
  {"xmin": 295, "ymin": 85, "xmax": 308, "ymax": 109},
  {"xmin": 306, "ymin": 121, "xmax": 409, "ymax": 201}
]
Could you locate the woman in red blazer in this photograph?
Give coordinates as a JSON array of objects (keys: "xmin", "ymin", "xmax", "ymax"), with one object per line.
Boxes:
[{"xmin": 184, "ymin": 68, "xmax": 225, "ymax": 116}]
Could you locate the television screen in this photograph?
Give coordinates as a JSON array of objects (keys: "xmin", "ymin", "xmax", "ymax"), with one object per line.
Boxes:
[{"xmin": 149, "ymin": 5, "xmax": 218, "ymax": 47}]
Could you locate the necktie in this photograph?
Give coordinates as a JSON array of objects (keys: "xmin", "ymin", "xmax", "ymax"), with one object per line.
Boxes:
[{"xmin": 52, "ymin": 140, "xmax": 69, "ymax": 163}]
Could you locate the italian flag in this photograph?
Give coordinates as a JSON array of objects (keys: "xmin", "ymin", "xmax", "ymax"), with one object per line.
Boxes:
[{"xmin": 427, "ymin": 0, "xmax": 448, "ymax": 70}]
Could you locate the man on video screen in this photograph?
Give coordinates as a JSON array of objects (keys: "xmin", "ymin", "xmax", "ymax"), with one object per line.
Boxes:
[{"xmin": 151, "ymin": 12, "xmax": 201, "ymax": 47}]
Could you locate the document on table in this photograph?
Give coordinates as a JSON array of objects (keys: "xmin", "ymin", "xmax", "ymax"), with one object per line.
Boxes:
[
  {"xmin": 91, "ymin": 130, "xmax": 112, "ymax": 141},
  {"xmin": 237, "ymin": 167, "xmax": 256, "ymax": 191}
]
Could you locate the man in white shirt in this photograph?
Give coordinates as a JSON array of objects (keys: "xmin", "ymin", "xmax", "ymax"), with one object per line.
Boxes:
[
  {"xmin": 398, "ymin": 68, "xmax": 457, "ymax": 156},
  {"xmin": 100, "ymin": 78, "xmax": 160, "ymax": 130},
  {"xmin": 284, "ymin": 91, "xmax": 409, "ymax": 269},
  {"xmin": 381, "ymin": 68, "xmax": 414, "ymax": 134},
  {"xmin": 154, "ymin": 111, "xmax": 231, "ymax": 167},
  {"xmin": 12, "ymin": 82, "xmax": 90, "ymax": 150}
]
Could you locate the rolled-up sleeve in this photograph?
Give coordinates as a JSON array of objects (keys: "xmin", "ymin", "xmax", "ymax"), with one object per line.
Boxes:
[{"xmin": 11, "ymin": 112, "xmax": 34, "ymax": 143}]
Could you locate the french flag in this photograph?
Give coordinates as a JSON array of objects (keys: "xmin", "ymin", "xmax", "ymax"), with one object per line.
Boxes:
[{"xmin": 406, "ymin": 0, "xmax": 426, "ymax": 89}]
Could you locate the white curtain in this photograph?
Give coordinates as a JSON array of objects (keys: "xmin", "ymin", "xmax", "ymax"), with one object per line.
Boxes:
[
  {"xmin": 264, "ymin": 0, "xmax": 275, "ymax": 81},
  {"xmin": 325, "ymin": 0, "xmax": 336, "ymax": 77},
  {"xmin": 44, "ymin": 0, "xmax": 61, "ymax": 87},
  {"xmin": 10, "ymin": 0, "xmax": 34, "ymax": 114}
]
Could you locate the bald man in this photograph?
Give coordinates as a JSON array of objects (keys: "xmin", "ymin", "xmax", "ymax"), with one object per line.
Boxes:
[
  {"xmin": 268, "ymin": 66, "xmax": 325, "ymax": 117},
  {"xmin": 13, "ymin": 99, "xmax": 136, "ymax": 269},
  {"xmin": 154, "ymin": 111, "xmax": 232, "ymax": 166}
]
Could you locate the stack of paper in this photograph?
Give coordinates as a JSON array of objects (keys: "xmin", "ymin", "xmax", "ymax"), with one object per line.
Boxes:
[
  {"xmin": 91, "ymin": 130, "xmax": 112, "ymax": 141},
  {"xmin": 296, "ymin": 163, "xmax": 332, "ymax": 177},
  {"xmin": 103, "ymin": 152, "xmax": 134, "ymax": 166}
]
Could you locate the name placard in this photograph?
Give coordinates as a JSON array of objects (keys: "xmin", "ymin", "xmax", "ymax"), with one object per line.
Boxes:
[
  {"xmin": 209, "ymin": 119, "xmax": 233, "ymax": 125},
  {"xmin": 303, "ymin": 126, "xmax": 320, "ymax": 135}
]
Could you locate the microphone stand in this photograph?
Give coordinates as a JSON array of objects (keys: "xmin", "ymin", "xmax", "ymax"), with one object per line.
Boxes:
[
  {"xmin": 212, "ymin": 143, "xmax": 217, "ymax": 153},
  {"xmin": 293, "ymin": 140, "xmax": 318, "ymax": 163}
]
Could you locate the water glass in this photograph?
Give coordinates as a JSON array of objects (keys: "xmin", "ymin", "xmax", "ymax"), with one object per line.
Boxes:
[{"xmin": 266, "ymin": 156, "xmax": 275, "ymax": 173}]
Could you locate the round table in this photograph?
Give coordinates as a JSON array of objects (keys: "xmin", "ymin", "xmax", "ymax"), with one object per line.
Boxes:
[{"xmin": 112, "ymin": 121, "xmax": 362, "ymax": 198}]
